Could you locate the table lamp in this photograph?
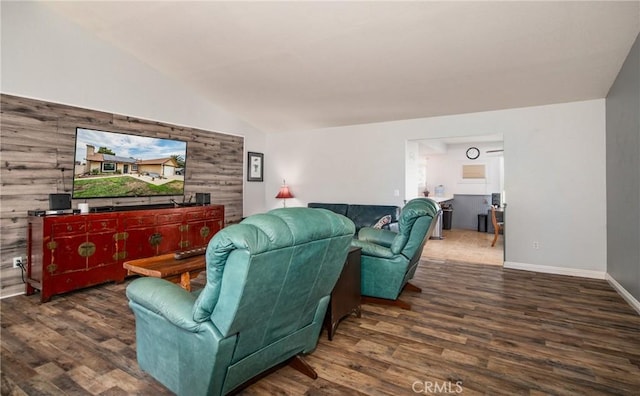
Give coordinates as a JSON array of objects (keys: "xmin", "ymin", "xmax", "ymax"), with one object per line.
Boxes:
[{"xmin": 275, "ymin": 179, "xmax": 294, "ymax": 207}]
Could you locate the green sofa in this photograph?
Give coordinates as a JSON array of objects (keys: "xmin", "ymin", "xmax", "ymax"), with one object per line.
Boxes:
[
  {"xmin": 351, "ymin": 198, "xmax": 440, "ymax": 309},
  {"xmin": 126, "ymin": 207, "xmax": 355, "ymax": 395},
  {"xmin": 307, "ymin": 202, "xmax": 400, "ymax": 232}
]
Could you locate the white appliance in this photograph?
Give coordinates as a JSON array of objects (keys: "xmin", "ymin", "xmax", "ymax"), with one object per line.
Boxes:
[{"xmin": 430, "ymin": 202, "xmax": 444, "ymax": 239}]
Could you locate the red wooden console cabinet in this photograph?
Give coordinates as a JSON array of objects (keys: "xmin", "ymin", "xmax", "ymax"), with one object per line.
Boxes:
[{"xmin": 26, "ymin": 205, "xmax": 224, "ymax": 302}]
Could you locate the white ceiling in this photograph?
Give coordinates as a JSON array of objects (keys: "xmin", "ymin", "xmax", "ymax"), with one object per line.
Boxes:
[{"xmin": 44, "ymin": 1, "xmax": 640, "ymax": 134}]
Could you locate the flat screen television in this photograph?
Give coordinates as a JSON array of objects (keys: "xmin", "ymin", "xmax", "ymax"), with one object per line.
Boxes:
[{"xmin": 72, "ymin": 128, "xmax": 187, "ymax": 199}]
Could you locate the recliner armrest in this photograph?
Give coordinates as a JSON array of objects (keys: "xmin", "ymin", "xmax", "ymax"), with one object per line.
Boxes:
[
  {"xmin": 351, "ymin": 239, "xmax": 396, "ymax": 258},
  {"xmin": 357, "ymin": 227, "xmax": 397, "ymax": 248},
  {"xmin": 126, "ymin": 277, "xmax": 204, "ymax": 333}
]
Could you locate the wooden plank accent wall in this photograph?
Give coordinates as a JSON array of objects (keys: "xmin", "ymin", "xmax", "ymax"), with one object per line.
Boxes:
[{"xmin": 0, "ymin": 94, "xmax": 244, "ymax": 298}]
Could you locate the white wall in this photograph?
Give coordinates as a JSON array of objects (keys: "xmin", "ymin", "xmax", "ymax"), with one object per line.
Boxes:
[
  {"xmin": 423, "ymin": 142, "xmax": 503, "ymax": 197},
  {"xmin": 266, "ymin": 124, "xmax": 408, "ymax": 209},
  {"xmin": 1, "ymin": 1, "xmax": 267, "ymax": 216},
  {"xmin": 268, "ymin": 99, "xmax": 607, "ymax": 276},
  {"xmin": 405, "ymin": 141, "xmax": 420, "ymax": 199}
]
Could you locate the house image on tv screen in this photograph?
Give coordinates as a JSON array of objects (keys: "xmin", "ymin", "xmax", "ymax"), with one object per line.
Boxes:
[
  {"xmin": 72, "ymin": 127, "xmax": 187, "ymax": 199},
  {"xmin": 84, "ymin": 145, "xmax": 180, "ymax": 178}
]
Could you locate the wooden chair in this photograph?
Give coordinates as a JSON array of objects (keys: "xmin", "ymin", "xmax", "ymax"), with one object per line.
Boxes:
[{"xmin": 491, "ymin": 206, "xmax": 504, "ymax": 247}]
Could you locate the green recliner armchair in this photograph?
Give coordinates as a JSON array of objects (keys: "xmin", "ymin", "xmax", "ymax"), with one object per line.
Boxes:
[
  {"xmin": 126, "ymin": 207, "xmax": 355, "ymax": 395},
  {"xmin": 351, "ymin": 198, "xmax": 440, "ymax": 309}
]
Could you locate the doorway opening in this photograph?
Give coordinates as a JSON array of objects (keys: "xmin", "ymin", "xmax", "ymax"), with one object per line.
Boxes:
[{"xmin": 406, "ymin": 134, "xmax": 505, "ymax": 265}]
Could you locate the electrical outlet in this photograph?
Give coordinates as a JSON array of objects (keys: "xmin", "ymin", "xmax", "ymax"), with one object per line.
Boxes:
[
  {"xmin": 532, "ymin": 241, "xmax": 540, "ymax": 249},
  {"xmin": 12, "ymin": 257, "xmax": 23, "ymax": 268}
]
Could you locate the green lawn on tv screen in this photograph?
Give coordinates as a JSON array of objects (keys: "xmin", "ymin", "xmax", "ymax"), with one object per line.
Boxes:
[{"xmin": 73, "ymin": 176, "xmax": 184, "ymax": 198}]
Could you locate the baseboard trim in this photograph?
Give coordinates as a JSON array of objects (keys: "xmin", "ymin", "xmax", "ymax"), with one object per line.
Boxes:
[
  {"xmin": 606, "ymin": 274, "xmax": 640, "ymax": 315},
  {"xmin": 503, "ymin": 261, "xmax": 606, "ymax": 280},
  {"xmin": 0, "ymin": 291, "xmax": 26, "ymax": 299}
]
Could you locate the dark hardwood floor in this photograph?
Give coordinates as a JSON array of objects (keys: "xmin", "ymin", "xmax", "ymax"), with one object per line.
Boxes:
[{"xmin": 2, "ymin": 259, "xmax": 639, "ymax": 395}]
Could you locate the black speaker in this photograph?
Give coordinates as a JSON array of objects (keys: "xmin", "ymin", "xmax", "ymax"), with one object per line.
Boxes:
[
  {"xmin": 195, "ymin": 193, "xmax": 210, "ymax": 205},
  {"xmin": 49, "ymin": 193, "xmax": 71, "ymax": 210}
]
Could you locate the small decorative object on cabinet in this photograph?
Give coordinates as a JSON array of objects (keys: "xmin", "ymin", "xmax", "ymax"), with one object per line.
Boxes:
[{"xmin": 26, "ymin": 205, "xmax": 224, "ymax": 302}]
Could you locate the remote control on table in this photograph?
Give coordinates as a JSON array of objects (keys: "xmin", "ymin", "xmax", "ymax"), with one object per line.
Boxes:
[{"xmin": 174, "ymin": 246, "xmax": 207, "ymax": 260}]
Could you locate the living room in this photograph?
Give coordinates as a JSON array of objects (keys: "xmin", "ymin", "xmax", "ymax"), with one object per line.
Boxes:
[{"xmin": 1, "ymin": 1, "xmax": 639, "ymax": 394}]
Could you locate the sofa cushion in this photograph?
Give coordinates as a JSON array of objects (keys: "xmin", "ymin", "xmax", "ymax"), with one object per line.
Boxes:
[
  {"xmin": 346, "ymin": 204, "xmax": 400, "ymax": 231},
  {"xmin": 307, "ymin": 203, "xmax": 349, "ymax": 217},
  {"xmin": 307, "ymin": 202, "xmax": 400, "ymax": 232}
]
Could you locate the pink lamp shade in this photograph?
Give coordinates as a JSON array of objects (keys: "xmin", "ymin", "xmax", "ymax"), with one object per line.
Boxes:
[
  {"xmin": 275, "ymin": 180, "xmax": 294, "ymax": 207},
  {"xmin": 275, "ymin": 185, "xmax": 294, "ymax": 199}
]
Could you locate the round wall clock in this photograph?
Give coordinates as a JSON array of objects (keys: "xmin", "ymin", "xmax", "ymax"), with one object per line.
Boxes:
[{"xmin": 466, "ymin": 147, "xmax": 480, "ymax": 160}]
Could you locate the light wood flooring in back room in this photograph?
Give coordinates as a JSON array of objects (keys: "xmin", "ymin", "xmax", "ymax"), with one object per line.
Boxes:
[{"xmin": 422, "ymin": 228, "xmax": 504, "ymax": 266}]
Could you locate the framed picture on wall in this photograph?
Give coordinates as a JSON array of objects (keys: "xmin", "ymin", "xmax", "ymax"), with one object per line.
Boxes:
[{"xmin": 247, "ymin": 152, "xmax": 264, "ymax": 182}]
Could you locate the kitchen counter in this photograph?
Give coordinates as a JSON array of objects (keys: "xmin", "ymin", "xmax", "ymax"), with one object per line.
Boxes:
[
  {"xmin": 430, "ymin": 196, "xmax": 454, "ymax": 204},
  {"xmin": 428, "ymin": 196, "xmax": 453, "ymax": 239}
]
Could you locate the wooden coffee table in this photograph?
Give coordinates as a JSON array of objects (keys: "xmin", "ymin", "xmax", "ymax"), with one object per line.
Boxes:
[{"xmin": 123, "ymin": 253, "xmax": 206, "ymax": 291}]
